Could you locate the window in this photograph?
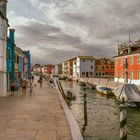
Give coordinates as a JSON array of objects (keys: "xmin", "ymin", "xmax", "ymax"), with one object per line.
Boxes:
[
  {"xmin": 91, "ymin": 65, "xmax": 93, "ymax": 69},
  {"xmin": 96, "ymin": 66, "xmax": 98, "ymax": 69},
  {"xmin": 115, "ymin": 59, "xmax": 118, "ymax": 65},
  {"xmin": 120, "ymin": 71, "xmax": 123, "ymax": 78},
  {"xmin": 106, "ymin": 66, "xmax": 109, "ymax": 69},
  {"xmin": 7, "ymin": 48, "xmax": 10, "ymax": 60},
  {"xmin": 17, "ymin": 55, "xmax": 19, "ymax": 64},
  {"xmin": 138, "ymin": 71, "xmax": 140, "ymax": 79},
  {"xmin": 82, "ymin": 72, "xmax": 85, "ymax": 75},
  {"xmin": 96, "ymin": 73, "xmax": 98, "ymax": 76},
  {"xmin": 130, "ymin": 71, "xmax": 133, "ymax": 80},
  {"xmin": 90, "ymin": 72, "xmax": 93, "ymax": 75},
  {"xmin": 120, "ymin": 58, "xmax": 123, "ymax": 66},
  {"xmin": 102, "ymin": 73, "xmax": 104, "ymax": 75},
  {"xmin": 130, "ymin": 56, "xmax": 133, "ymax": 65},
  {"xmin": 138, "ymin": 55, "xmax": 140, "ymax": 64},
  {"xmin": 102, "ymin": 66, "xmax": 104, "ymax": 70}
]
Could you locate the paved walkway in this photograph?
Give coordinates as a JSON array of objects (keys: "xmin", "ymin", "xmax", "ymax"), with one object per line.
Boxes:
[{"xmin": 0, "ymin": 78, "xmax": 72, "ymax": 140}]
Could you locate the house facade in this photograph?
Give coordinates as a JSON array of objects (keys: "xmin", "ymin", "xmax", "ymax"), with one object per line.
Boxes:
[
  {"xmin": 75, "ymin": 56, "xmax": 95, "ymax": 78},
  {"xmin": 114, "ymin": 40, "xmax": 140, "ymax": 85},
  {"xmin": 0, "ymin": 0, "xmax": 8, "ymax": 96},
  {"xmin": 24, "ymin": 51, "xmax": 31, "ymax": 79},
  {"xmin": 95, "ymin": 58, "xmax": 114, "ymax": 78},
  {"xmin": 54, "ymin": 64, "xmax": 62, "ymax": 75},
  {"xmin": 7, "ymin": 29, "xmax": 15, "ymax": 91},
  {"xmin": 62, "ymin": 62, "xmax": 68, "ymax": 76}
]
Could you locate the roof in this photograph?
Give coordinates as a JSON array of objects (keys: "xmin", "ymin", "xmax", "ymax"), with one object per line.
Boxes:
[
  {"xmin": 78, "ymin": 56, "xmax": 96, "ymax": 60},
  {"xmin": 15, "ymin": 46, "xmax": 26, "ymax": 57}
]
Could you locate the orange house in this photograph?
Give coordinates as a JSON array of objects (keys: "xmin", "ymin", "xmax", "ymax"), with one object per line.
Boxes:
[
  {"xmin": 114, "ymin": 40, "xmax": 140, "ymax": 85},
  {"xmin": 95, "ymin": 58, "xmax": 114, "ymax": 78}
]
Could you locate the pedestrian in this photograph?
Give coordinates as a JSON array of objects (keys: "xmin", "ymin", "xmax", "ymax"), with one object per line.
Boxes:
[
  {"xmin": 31, "ymin": 75, "xmax": 34, "ymax": 83},
  {"xmin": 29, "ymin": 82, "xmax": 33, "ymax": 95},
  {"xmin": 21, "ymin": 80, "xmax": 27, "ymax": 96},
  {"xmin": 10, "ymin": 81, "xmax": 15, "ymax": 96},
  {"xmin": 38, "ymin": 77, "xmax": 43, "ymax": 88}
]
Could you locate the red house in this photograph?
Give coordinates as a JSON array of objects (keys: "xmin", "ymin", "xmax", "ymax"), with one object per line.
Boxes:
[
  {"xmin": 114, "ymin": 39, "xmax": 140, "ymax": 85},
  {"xmin": 95, "ymin": 58, "xmax": 114, "ymax": 78}
]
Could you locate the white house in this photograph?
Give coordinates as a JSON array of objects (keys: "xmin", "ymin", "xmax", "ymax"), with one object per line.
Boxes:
[
  {"xmin": 0, "ymin": 0, "xmax": 8, "ymax": 96},
  {"xmin": 73, "ymin": 56, "xmax": 96, "ymax": 78}
]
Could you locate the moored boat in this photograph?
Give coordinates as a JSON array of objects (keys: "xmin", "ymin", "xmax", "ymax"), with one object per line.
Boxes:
[
  {"xmin": 114, "ymin": 84, "xmax": 140, "ymax": 107},
  {"xmin": 96, "ymin": 86, "xmax": 114, "ymax": 96}
]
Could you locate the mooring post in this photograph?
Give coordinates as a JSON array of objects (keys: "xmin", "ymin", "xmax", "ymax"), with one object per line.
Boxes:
[
  {"xmin": 82, "ymin": 88, "xmax": 87, "ymax": 131},
  {"xmin": 119, "ymin": 103, "xmax": 127, "ymax": 140}
]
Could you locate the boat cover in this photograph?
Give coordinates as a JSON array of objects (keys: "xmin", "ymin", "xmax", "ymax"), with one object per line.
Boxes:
[{"xmin": 114, "ymin": 84, "xmax": 140, "ymax": 103}]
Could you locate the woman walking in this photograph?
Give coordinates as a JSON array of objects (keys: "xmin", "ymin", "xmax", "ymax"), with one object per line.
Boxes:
[
  {"xmin": 29, "ymin": 82, "xmax": 33, "ymax": 95},
  {"xmin": 21, "ymin": 80, "xmax": 28, "ymax": 96},
  {"xmin": 10, "ymin": 81, "xmax": 15, "ymax": 96}
]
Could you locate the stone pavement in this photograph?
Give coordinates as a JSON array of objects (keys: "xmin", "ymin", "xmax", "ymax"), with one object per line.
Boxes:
[{"xmin": 0, "ymin": 78, "xmax": 72, "ymax": 140}]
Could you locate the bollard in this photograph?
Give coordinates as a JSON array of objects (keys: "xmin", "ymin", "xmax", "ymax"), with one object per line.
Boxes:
[
  {"xmin": 119, "ymin": 104, "xmax": 127, "ymax": 140},
  {"xmin": 82, "ymin": 88, "xmax": 87, "ymax": 131}
]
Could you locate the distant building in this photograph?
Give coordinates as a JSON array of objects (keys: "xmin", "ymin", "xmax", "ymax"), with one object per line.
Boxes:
[
  {"xmin": 114, "ymin": 39, "xmax": 140, "ymax": 85},
  {"xmin": 95, "ymin": 58, "xmax": 114, "ymax": 78},
  {"xmin": 24, "ymin": 50, "xmax": 31, "ymax": 79},
  {"xmin": 62, "ymin": 62, "xmax": 68, "ymax": 76},
  {"xmin": 33, "ymin": 64, "xmax": 42, "ymax": 74},
  {"xmin": 64, "ymin": 56, "xmax": 96, "ymax": 78},
  {"xmin": 0, "ymin": 0, "xmax": 8, "ymax": 96},
  {"xmin": 54, "ymin": 64, "xmax": 62, "ymax": 75}
]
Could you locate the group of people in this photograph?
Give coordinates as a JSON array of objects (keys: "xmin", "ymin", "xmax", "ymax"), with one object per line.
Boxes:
[{"xmin": 10, "ymin": 75, "xmax": 35, "ymax": 96}]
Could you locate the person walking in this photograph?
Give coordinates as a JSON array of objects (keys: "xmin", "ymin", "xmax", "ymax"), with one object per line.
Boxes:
[
  {"xmin": 38, "ymin": 76, "xmax": 43, "ymax": 88},
  {"xmin": 21, "ymin": 80, "xmax": 28, "ymax": 96},
  {"xmin": 10, "ymin": 81, "xmax": 15, "ymax": 96},
  {"xmin": 31, "ymin": 75, "xmax": 34, "ymax": 83},
  {"xmin": 29, "ymin": 82, "xmax": 33, "ymax": 95}
]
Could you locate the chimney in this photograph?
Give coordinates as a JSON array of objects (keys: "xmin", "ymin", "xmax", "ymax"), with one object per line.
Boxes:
[
  {"xmin": 9, "ymin": 28, "xmax": 15, "ymax": 45},
  {"xmin": 0, "ymin": 0, "xmax": 7, "ymax": 17}
]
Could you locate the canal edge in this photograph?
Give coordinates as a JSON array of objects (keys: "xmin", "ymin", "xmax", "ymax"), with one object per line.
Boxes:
[{"xmin": 54, "ymin": 81, "xmax": 84, "ymax": 140}]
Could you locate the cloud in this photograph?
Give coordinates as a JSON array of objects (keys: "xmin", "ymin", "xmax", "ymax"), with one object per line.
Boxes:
[{"xmin": 7, "ymin": 0, "xmax": 140, "ymax": 64}]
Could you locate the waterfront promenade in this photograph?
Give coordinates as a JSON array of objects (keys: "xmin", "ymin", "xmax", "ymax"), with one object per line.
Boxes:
[{"xmin": 0, "ymin": 78, "xmax": 72, "ymax": 140}]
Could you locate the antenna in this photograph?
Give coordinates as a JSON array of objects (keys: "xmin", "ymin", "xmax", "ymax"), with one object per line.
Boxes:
[{"xmin": 129, "ymin": 34, "xmax": 131, "ymax": 42}]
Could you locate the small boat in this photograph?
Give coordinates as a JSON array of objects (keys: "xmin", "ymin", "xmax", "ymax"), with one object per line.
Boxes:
[
  {"xmin": 96, "ymin": 86, "xmax": 114, "ymax": 96},
  {"xmin": 66, "ymin": 90, "xmax": 76, "ymax": 100},
  {"xmin": 86, "ymin": 82, "xmax": 96, "ymax": 90},
  {"xmin": 79, "ymin": 81, "xmax": 86, "ymax": 87},
  {"xmin": 114, "ymin": 84, "xmax": 140, "ymax": 107}
]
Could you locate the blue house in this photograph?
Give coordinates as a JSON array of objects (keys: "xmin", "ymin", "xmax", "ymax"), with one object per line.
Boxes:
[
  {"xmin": 24, "ymin": 50, "xmax": 31, "ymax": 80},
  {"xmin": 6, "ymin": 29, "xmax": 15, "ymax": 91}
]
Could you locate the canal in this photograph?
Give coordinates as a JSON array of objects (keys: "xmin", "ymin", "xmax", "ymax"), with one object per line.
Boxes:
[{"xmin": 60, "ymin": 80, "xmax": 140, "ymax": 140}]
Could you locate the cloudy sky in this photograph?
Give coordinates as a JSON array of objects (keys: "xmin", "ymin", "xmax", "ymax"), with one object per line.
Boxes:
[{"xmin": 8, "ymin": 0, "xmax": 140, "ymax": 64}]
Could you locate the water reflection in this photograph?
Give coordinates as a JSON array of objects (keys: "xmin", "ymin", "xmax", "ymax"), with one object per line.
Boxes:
[{"xmin": 60, "ymin": 80, "xmax": 140, "ymax": 140}]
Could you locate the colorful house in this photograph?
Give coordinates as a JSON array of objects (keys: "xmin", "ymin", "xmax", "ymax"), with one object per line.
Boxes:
[
  {"xmin": 95, "ymin": 58, "xmax": 114, "ymax": 78},
  {"xmin": 14, "ymin": 46, "xmax": 25, "ymax": 87},
  {"xmin": 114, "ymin": 40, "xmax": 140, "ymax": 85},
  {"xmin": 24, "ymin": 50, "xmax": 31, "ymax": 79},
  {"xmin": 62, "ymin": 62, "xmax": 68, "ymax": 76},
  {"xmin": 0, "ymin": 0, "xmax": 8, "ymax": 96},
  {"xmin": 54, "ymin": 64, "xmax": 62, "ymax": 75},
  {"xmin": 7, "ymin": 29, "xmax": 15, "ymax": 91}
]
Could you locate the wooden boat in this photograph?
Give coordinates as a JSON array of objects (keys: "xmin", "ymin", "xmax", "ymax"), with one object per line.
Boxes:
[
  {"xmin": 66, "ymin": 90, "xmax": 76, "ymax": 100},
  {"xmin": 96, "ymin": 86, "xmax": 114, "ymax": 96},
  {"xmin": 114, "ymin": 84, "xmax": 140, "ymax": 107},
  {"xmin": 79, "ymin": 81, "xmax": 86, "ymax": 87}
]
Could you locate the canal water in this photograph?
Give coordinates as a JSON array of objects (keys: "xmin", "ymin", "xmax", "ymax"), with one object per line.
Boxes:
[{"xmin": 60, "ymin": 80, "xmax": 140, "ymax": 140}]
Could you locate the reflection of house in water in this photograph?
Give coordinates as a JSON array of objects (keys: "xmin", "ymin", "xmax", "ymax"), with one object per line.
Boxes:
[{"xmin": 114, "ymin": 39, "xmax": 140, "ymax": 85}]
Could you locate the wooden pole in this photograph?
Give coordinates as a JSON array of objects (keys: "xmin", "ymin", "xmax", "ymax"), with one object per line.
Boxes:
[
  {"xmin": 82, "ymin": 88, "xmax": 87, "ymax": 131},
  {"xmin": 119, "ymin": 103, "xmax": 127, "ymax": 140}
]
